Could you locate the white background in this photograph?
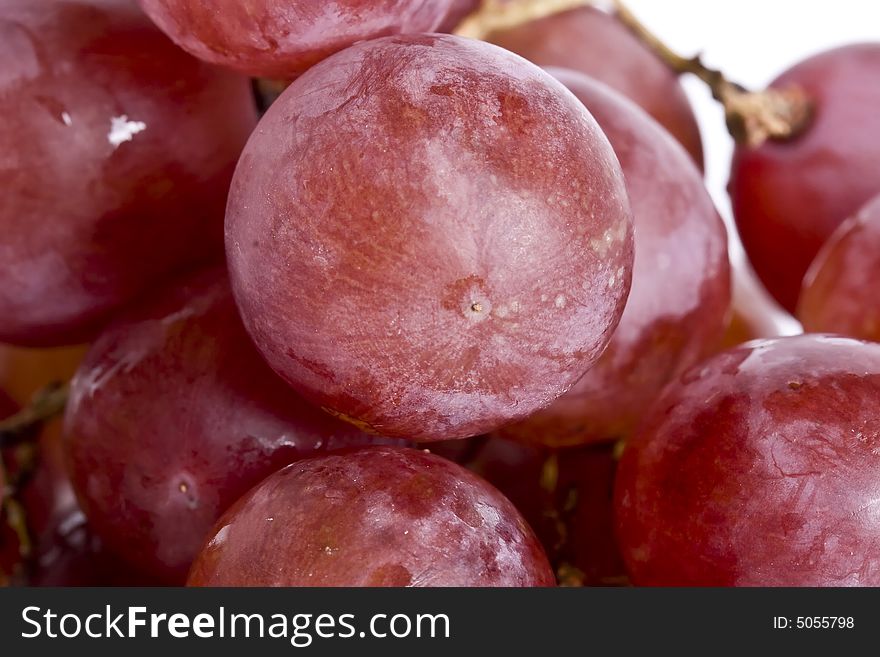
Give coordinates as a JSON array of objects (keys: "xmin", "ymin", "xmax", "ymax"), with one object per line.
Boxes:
[{"xmin": 622, "ymin": 0, "xmax": 880, "ymax": 326}]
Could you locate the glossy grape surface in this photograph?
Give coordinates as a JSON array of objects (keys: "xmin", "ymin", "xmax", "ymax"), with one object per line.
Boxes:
[
  {"xmin": 139, "ymin": 0, "xmax": 454, "ymax": 78},
  {"xmin": 227, "ymin": 35, "xmax": 634, "ymax": 442},
  {"xmin": 498, "ymin": 70, "xmax": 729, "ymax": 447},
  {"xmin": 615, "ymin": 335, "xmax": 880, "ymax": 586},
  {"xmin": 188, "ymin": 446, "xmax": 555, "ymax": 587},
  {"xmin": 486, "ymin": 7, "xmax": 703, "ymax": 167},
  {"xmin": 798, "ymin": 194, "xmax": 880, "ymax": 341},
  {"xmin": 64, "ymin": 268, "xmax": 399, "ymax": 584},
  {"xmin": 730, "ymin": 44, "xmax": 880, "ymax": 311},
  {"xmin": 0, "ymin": 0, "xmax": 257, "ymax": 346}
]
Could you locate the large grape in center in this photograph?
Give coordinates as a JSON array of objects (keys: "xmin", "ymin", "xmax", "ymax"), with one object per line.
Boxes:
[{"xmin": 226, "ymin": 35, "xmax": 634, "ymax": 442}]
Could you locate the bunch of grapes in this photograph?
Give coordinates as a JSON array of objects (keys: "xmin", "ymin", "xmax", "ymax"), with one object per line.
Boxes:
[{"xmin": 1, "ymin": 0, "xmax": 879, "ymax": 588}]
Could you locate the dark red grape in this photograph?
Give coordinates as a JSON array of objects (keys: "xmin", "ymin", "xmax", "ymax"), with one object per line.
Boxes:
[
  {"xmin": 139, "ymin": 0, "xmax": 455, "ymax": 78},
  {"xmin": 15, "ymin": 447, "xmax": 147, "ymax": 587},
  {"xmin": 730, "ymin": 44, "xmax": 880, "ymax": 312},
  {"xmin": 27, "ymin": 508, "xmax": 153, "ymax": 587},
  {"xmin": 226, "ymin": 35, "xmax": 634, "ymax": 442},
  {"xmin": 486, "ymin": 7, "xmax": 703, "ymax": 167},
  {"xmin": 464, "ymin": 437, "xmax": 627, "ymax": 586},
  {"xmin": 188, "ymin": 446, "xmax": 555, "ymax": 587},
  {"xmin": 798, "ymin": 193, "xmax": 880, "ymax": 341},
  {"xmin": 615, "ymin": 335, "xmax": 880, "ymax": 586},
  {"xmin": 64, "ymin": 268, "xmax": 400, "ymax": 584},
  {"xmin": 497, "ymin": 69, "xmax": 729, "ymax": 447},
  {"xmin": 0, "ymin": 0, "xmax": 257, "ymax": 346},
  {"xmin": 1, "ymin": 388, "xmax": 150, "ymax": 586},
  {"xmin": 1, "ymin": 400, "xmax": 86, "ymax": 586}
]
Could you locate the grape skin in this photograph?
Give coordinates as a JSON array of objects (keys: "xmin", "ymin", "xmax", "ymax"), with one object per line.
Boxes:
[
  {"xmin": 139, "ymin": 0, "xmax": 455, "ymax": 78},
  {"xmin": 64, "ymin": 268, "xmax": 400, "ymax": 584},
  {"xmin": 486, "ymin": 7, "xmax": 704, "ymax": 168},
  {"xmin": 798, "ymin": 194, "xmax": 880, "ymax": 341},
  {"xmin": 730, "ymin": 44, "xmax": 880, "ymax": 312},
  {"xmin": 188, "ymin": 446, "xmax": 555, "ymax": 587},
  {"xmin": 497, "ymin": 69, "xmax": 729, "ymax": 447},
  {"xmin": 226, "ymin": 34, "xmax": 634, "ymax": 442},
  {"xmin": 615, "ymin": 335, "xmax": 880, "ymax": 586},
  {"xmin": 0, "ymin": 0, "xmax": 257, "ymax": 346}
]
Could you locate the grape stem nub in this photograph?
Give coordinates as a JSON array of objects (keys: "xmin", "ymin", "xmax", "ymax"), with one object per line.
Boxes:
[{"xmin": 610, "ymin": 0, "xmax": 813, "ymax": 147}]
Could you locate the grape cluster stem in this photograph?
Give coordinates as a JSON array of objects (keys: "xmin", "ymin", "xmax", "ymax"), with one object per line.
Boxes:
[
  {"xmin": 455, "ymin": 0, "xmax": 593, "ymax": 40},
  {"xmin": 610, "ymin": 0, "xmax": 813, "ymax": 147},
  {"xmin": 0, "ymin": 381, "xmax": 69, "ymax": 449},
  {"xmin": 459, "ymin": 0, "xmax": 813, "ymax": 148}
]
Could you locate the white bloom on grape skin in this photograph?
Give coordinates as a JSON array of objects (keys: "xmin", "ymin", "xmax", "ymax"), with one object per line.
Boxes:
[{"xmin": 108, "ymin": 114, "xmax": 147, "ymax": 148}]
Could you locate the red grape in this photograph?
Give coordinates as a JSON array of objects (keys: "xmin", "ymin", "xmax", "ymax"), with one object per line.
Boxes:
[
  {"xmin": 64, "ymin": 268, "xmax": 400, "ymax": 584},
  {"xmin": 730, "ymin": 44, "xmax": 880, "ymax": 312},
  {"xmin": 464, "ymin": 437, "xmax": 627, "ymax": 586},
  {"xmin": 615, "ymin": 335, "xmax": 880, "ymax": 586},
  {"xmin": 188, "ymin": 446, "xmax": 555, "ymax": 587},
  {"xmin": 15, "ymin": 455, "xmax": 146, "ymax": 587},
  {"xmin": 26, "ymin": 508, "xmax": 153, "ymax": 587},
  {"xmin": 497, "ymin": 69, "xmax": 729, "ymax": 447},
  {"xmin": 798, "ymin": 193, "xmax": 880, "ymax": 341},
  {"xmin": 1, "ymin": 385, "xmax": 148, "ymax": 586},
  {"xmin": 227, "ymin": 35, "xmax": 634, "ymax": 442},
  {"xmin": 486, "ymin": 7, "xmax": 703, "ymax": 167},
  {"xmin": 139, "ymin": 0, "xmax": 455, "ymax": 78},
  {"xmin": 0, "ymin": 0, "xmax": 257, "ymax": 346}
]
